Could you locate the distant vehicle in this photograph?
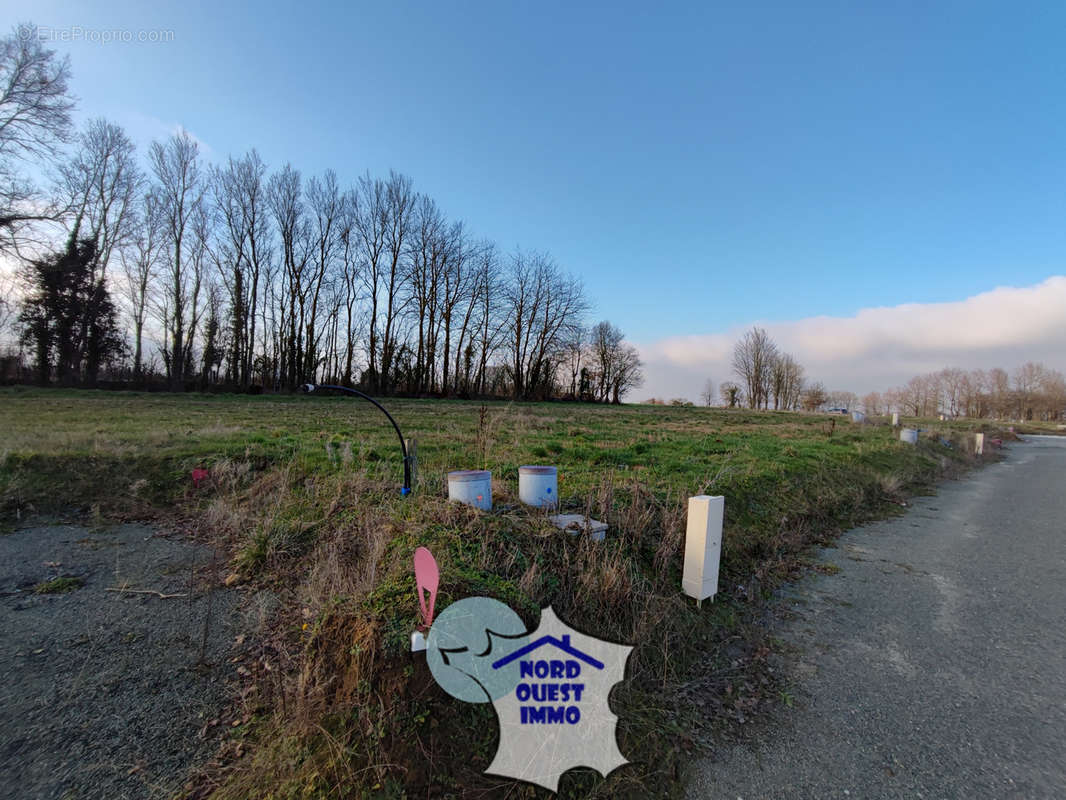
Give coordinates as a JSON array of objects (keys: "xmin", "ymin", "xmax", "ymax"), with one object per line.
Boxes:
[{"xmin": 826, "ymin": 407, "xmax": 849, "ymax": 414}]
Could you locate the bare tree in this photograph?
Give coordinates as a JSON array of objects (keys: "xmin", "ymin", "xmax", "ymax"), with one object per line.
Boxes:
[
  {"xmin": 472, "ymin": 243, "xmax": 504, "ymax": 395},
  {"xmin": 450, "ymin": 236, "xmax": 490, "ymax": 397},
  {"xmin": 587, "ymin": 320, "xmax": 643, "ymax": 403},
  {"xmin": 610, "ymin": 342, "xmax": 643, "ymax": 403},
  {"xmin": 337, "ymin": 190, "xmax": 363, "ymax": 386},
  {"xmin": 351, "ymin": 172, "xmax": 388, "ymax": 388},
  {"xmin": 899, "ymin": 376, "xmax": 919, "ymax": 416},
  {"xmin": 54, "ymin": 119, "xmax": 141, "ymax": 386},
  {"xmin": 304, "ymin": 170, "xmax": 343, "ymax": 382},
  {"xmin": 589, "ymin": 320, "xmax": 623, "ymax": 402},
  {"xmin": 882, "ymin": 387, "xmax": 901, "ymax": 416},
  {"xmin": 732, "ymin": 326, "xmax": 778, "ymax": 409},
  {"xmin": 211, "ymin": 149, "xmax": 270, "ymax": 387},
  {"xmin": 987, "ymin": 367, "xmax": 1010, "ymax": 419},
  {"xmin": 503, "ymin": 250, "xmax": 587, "ymax": 400},
  {"xmin": 769, "ymin": 352, "xmax": 804, "ymax": 410},
  {"xmin": 700, "ymin": 378, "xmax": 716, "ymax": 407},
  {"xmin": 719, "ymin": 381, "xmax": 741, "ymax": 408},
  {"xmin": 1038, "ymin": 368, "xmax": 1066, "ymax": 421},
  {"xmin": 58, "ymin": 118, "xmax": 141, "ymax": 284},
  {"xmin": 801, "ymin": 381, "xmax": 827, "ymax": 411},
  {"xmin": 149, "ymin": 130, "xmax": 206, "ymax": 389},
  {"xmin": 182, "ymin": 201, "xmax": 210, "ymax": 380},
  {"xmin": 961, "ymin": 370, "xmax": 983, "ymax": 418},
  {"xmin": 267, "ymin": 163, "xmax": 314, "ymax": 387},
  {"xmin": 402, "ymin": 197, "xmax": 474, "ymax": 395},
  {"xmin": 406, "ymin": 193, "xmax": 445, "ymax": 392},
  {"xmin": 378, "ymin": 171, "xmax": 414, "ymax": 392},
  {"xmin": 937, "ymin": 367, "xmax": 966, "ymax": 418},
  {"xmin": 438, "ymin": 221, "xmax": 472, "ymax": 396},
  {"xmin": 199, "ymin": 280, "xmax": 225, "ymax": 388},
  {"xmin": 120, "ymin": 190, "xmax": 163, "ymax": 380},
  {"xmin": 0, "ymin": 22, "xmax": 75, "ymax": 255},
  {"xmin": 562, "ymin": 324, "xmax": 588, "ymax": 399},
  {"xmin": 862, "ymin": 391, "xmax": 883, "ymax": 415},
  {"xmin": 0, "ymin": 268, "xmax": 15, "ymax": 342}
]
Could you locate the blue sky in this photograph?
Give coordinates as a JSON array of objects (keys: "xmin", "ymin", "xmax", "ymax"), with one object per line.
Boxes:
[{"xmin": 7, "ymin": 1, "xmax": 1066, "ymax": 396}]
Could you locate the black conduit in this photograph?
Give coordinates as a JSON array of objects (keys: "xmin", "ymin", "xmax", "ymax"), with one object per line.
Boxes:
[{"xmin": 301, "ymin": 384, "xmax": 412, "ymax": 495}]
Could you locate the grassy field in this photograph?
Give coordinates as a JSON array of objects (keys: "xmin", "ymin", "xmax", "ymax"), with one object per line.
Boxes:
[{"xmin": 0, "ymin": 387, "xmax": 1014, "ymax": 798}]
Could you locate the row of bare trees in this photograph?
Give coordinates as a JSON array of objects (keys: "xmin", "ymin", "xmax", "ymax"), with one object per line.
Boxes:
[
  {"xmin": 1, "ymin": 25, "xmax": 643, "ymax": 400},
  {"xmin": 868, "ymin": 364, "xmax": 1066, "ymax": 421},
  {"xmin": 562, "ymin": 320, "xmax": 644, "ymax": 403},
  {"xmin": 722, "ymin": 327, "xmax": 1064, "ymax": 422},
  {"xmin": 709, "ymin": 357, "xmax": 1064, "ymax": 421}
]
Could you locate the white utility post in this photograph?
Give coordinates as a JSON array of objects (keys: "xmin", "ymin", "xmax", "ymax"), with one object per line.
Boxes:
[
  {"xmin": 975, "ymin": 432, "xmax": 985, "ymax": 455},
  {"xmin": 892, "ymin": 412, "xmax": 900, "ymax": 426},
  {"xmin": 683, "ymin": 495, "xmax": 724, "ymax": 605}
]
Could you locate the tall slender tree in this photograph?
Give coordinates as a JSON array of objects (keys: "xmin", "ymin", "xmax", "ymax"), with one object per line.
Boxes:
[
  {"xmin": 149, "ymin": 130, "xmax": 206, "ymax": 389},
  {"xmin": 0, "ymin": 22, "xmax": 74, "ymax": 255}
]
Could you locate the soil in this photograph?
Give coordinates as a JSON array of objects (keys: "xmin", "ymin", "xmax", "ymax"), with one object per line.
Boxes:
[{"xmin": 0, "ymin": 521, "xmax": 252, "ymax": 800}]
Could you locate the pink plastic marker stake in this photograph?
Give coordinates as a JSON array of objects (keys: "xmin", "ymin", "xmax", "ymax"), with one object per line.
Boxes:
[{"xmin": 413, "ymin": 547, "xmax": 439, "ymax": 631}]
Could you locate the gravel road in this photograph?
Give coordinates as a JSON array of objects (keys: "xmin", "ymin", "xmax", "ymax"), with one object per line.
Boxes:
[
  {"xmin": 0, "ymin": 522, "xmax": 249, "ymax": 800},
  {"xmin": 688, "ymin": 435, "xmax": 1066, "ymax": 800}
]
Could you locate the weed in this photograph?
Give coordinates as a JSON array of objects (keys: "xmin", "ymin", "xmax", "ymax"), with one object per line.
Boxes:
[{"xmin": 34, "ymin": 576, "xmax": 83, "ymax": 594}]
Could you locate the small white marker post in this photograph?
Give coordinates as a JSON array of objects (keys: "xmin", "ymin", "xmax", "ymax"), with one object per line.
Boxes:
[
  {"xmin": 683, "ymin": 495, "xmax": 724, "ymax": 607},
  {"xmin": 975, "ymin": 432, "xmax": 985, "ymax": 455},
  {"xmin": 892, "ymin": 412, "xmax": 900, "ymax": 427}
]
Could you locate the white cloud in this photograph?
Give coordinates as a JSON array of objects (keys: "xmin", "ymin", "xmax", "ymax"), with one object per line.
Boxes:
[
  {"xmin": 119, "ymin": 111, "xmax": 215, "ymax": 159},
  {"xmin": 636, "ymin": 276, "xmax": 1066, "ymax": 402}
]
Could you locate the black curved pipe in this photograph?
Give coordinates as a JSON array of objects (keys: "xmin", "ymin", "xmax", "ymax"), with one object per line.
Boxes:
[{"xmin": 302, "ymin": 384, "xmax": 412, "ymax": 495}]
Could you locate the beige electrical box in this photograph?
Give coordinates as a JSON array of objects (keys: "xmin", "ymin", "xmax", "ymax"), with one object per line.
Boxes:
[
  {"xmin": 975, "ymin": 432, "xmax": 985, "ymax": 455},
  {"xmin": 683, "ymin": 495, "xmax": 724, "ymax": 603}
]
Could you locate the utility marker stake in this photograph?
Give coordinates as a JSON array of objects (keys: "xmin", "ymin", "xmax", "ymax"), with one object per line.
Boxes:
[
  {"xmin": 412, "ymin": 546, "xmax": 439, "ymax": 653},
  {"xmin": 405, "ymin": 438, "xmax": 418, "ymax": 489}
]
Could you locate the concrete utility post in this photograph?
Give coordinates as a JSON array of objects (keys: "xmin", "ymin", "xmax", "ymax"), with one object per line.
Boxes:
[{"xmin": 683, "ymin": 495, "xmax": 724, "ymax": 605}]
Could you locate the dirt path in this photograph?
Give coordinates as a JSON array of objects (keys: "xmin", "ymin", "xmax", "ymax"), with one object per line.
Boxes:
[
  {"xmin": 0, "ymin": 522, "xmax": 253, "ymax": 800},
  {"xmin": 687, "ymin": 436, "xmax": 1066, "ymax": 799}
]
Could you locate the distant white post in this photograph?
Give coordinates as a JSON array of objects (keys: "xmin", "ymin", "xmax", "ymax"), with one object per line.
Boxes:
[
  {"xmin": 683, "ymin": 495, "xmax": 724, "ymax": 605},
  {"xmin": 975, "ymin": 432, "xmax": 985, "ymax": 455},
  {"xmin": 892, "ymin": 412, "xmax": 900, "ymax": 426}
]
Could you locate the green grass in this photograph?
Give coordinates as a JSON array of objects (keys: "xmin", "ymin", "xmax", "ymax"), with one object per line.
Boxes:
[
  {"xmin": 0, "ymin": 387, "xmax": 1002, "ymax": 798},
  {"xmin": 33, "ymin": 575, "xmax": 83, "ymax": 594},
  {"xmin": 0, "ymin": 387, "xmax": 991, "ymax": 512}
]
